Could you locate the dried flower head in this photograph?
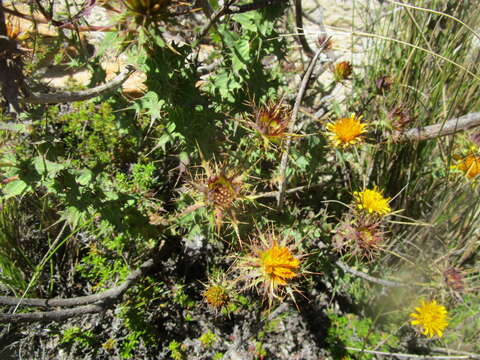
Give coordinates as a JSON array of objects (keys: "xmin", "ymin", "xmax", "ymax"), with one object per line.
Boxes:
[
  {"xmin": 452, "ymin": 153, "xmax": 480, "ymax": 179},
  {"xmin": 235, "ymin": 230, "xmax": 304, "ymax": 305},
  {"xmin": 333, "ymin": 61, "xmax": 353, "ymax": 81},
  {"xmin": 317, "ymin": 35, "xmax": 333, "ymax": 51},
  {"xmin": 410, "ymin": 300, "xmax": 448, "ymax": 338},
  {"xmin": 388, "ymin": 106, "xmax": 413, "ymax": 131},
  {"xmin": 333, "ymin": 214, "xmax": 386, "ymax": 260},
  {"xmin": 375, "ymin": 75, "xmax": 393, "ymax": 92},
  {"xmin": 443, "ymin": 268, "xmax": 464, "ymax": 292},
  {"xmin": 183, "ymin": 157, "xmax": 247, "ymax": 233},
  {"xmin": 243, "ymin": 99, "xmax": 291, "ymax": 149},
  {"xmin": 353, "ymin": 186, "xmax": 391, "ymax": 216},
  {"xmin": 326, "ymin": 114, "xmax": 367, "ymax": 148}
]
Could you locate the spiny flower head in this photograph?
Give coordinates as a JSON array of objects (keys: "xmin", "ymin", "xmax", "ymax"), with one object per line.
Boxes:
[
  {"xmin": 333, "ymin": 214, "xmax": 386, "ymax": 261},
  {"xmin": 452, "ymin": 153, "xmax": 480, "ymax": 179},
  {"xmin": 184, "ymin": 157, "xmax": 247, "ymax": 233},
  {"xmin": 203, "ymin": 285, "xmax": 230, "ymax": 310},
  {"xmin": 244, "ymin": 98, "xmax": 291, "ymax": 148},
  {"xmin": 443, "ymin": 268, "xmax": 464, "ymax": 292},
  {"xmin": 206, "ymin": 174, "xmax": 242, "ymax": 209},
  {"xmin": 333, "ymin": 61, "xmax": 353, "ymax": 81},
  {"xmin": 259, "ymin": 244, "xmax": 300, "ymax": 286},
  {"xmin": 235, "ymin": 230, "xmax": 304, "ymax": 305},
  {"xmin": 353, "ymin": 186, "xmax": 391, "ymax": 216},
  {"xmin": 6, "ymin": 15, "xmax": 23, "ymax": 41},
  {"xmin": 410, "ymin": 300, "xmax": 448, "ymax": 338},
  {"xmin": 326, "ymin": 114, "xmax": 367, "ymax": 148}
]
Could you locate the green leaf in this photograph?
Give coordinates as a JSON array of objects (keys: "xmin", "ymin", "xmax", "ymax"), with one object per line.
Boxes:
[
  {"xmin": 2, "ymin": 180, "xmax": 29, "ymax": 199},
  {"xmin": 33, "ymin": 157, "xmax": 66, "ymax": 177},
  {"xmin": 75, "ymin": 169, "xmax": 93, "ymax": 186}
]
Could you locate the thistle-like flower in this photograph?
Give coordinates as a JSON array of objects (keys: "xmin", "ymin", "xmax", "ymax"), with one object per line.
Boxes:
[
  {"xmin": 443, "ymin": 267, "xmax": 464, "ymax": 292},
  {"xmin": 6, "ymin": 15, "xmax": 24, "ymax": 41},
  {"xmin": 326, "ymin": 114, "xmax": 367, "ymax": 148},
  {"xmin": 333, "ymin": 214, "xmax": 386, "ymax": 261},
  {"xmin": 243, "ymin": 99, "xmax": 291, "ymax": 149},
  {"xmin": 181, "ymin": 157, "xmax": 247, "ymax": 234},
  {"xmin": 333, "ymin": 61, "xmax": 353, "ymax": 82},
  {"xmin": 410, "ymin": 300, "xmax": 448, "ymax": 338},
  {"xmin": 353, "ymin": 186, "xmax": 391, "ymax": 217},
  {"xmin": 234, "ymin": 229, "xmax": 305, "ymax": 305},
  {"xmin": 452, "ymin": 153, "xmax": 480, "ymax": 179},
  {"xmin": 201, "ymin": 270, "xmax": 236, "ymax": 315},
  {"xmin": 203, "ymin": 285, "xmax": 230, "ymax": 309}
]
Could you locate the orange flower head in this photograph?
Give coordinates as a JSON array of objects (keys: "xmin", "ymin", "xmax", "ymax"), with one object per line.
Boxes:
[
  {"xmin": 203, "ymin": 285, "xmax": 229, "ymax": 309},
  {"xmin": 259, "ymin": 244, "xmax": 300, "ymax": 286},
  {"xmin": 333, "ymin": 61, "xmax": 353, "ymax": 81},
  {"xmin": 453, "ymin": 154, "xmax": 480, "ymax": 179},
  {"xmin": 235, "ymin": 230, "xmax": 305, "ymax": 305},
  {"xmin": 326, "ymin": 114, "xmax": 367, "ymax": 148}
]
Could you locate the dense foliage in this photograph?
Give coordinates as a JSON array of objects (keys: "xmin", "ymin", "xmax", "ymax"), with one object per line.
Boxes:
[{"xmin": 0, "ymin": 0, "xmax": 479, "ymax": 359}]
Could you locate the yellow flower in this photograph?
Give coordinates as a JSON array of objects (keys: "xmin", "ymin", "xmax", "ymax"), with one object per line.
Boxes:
[
  {"xmin": 235, "ymin": 230, "xmax": 305, "ymax": 305},
  {"xmin": 453, "ymin": 154, "xmax": 480, "ymax": 179},
  {"xmin": 259, "ymin": 244, "xmax": 300, "ymax": 286},
  {"xmin": 326, "ymin": 114, "xmax": 367, "ymax": 148},
  {"xmin": 410, "ymin": 300, "xmax": 448, "ymax": 338},
  {"xmin": 354, "ymin": 186, "xmax": 391, "ymax": 216}
]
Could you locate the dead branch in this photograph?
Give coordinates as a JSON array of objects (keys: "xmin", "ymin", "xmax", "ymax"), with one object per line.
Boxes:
[
  {"xmin": 21, "ymin": 65, "xmax": 136, "ymax": 104},
  {"xmin": 0, "ymin": 258, "xmax": 156, "ymax": 323},
  {"xmin": 276, "ymin": 47, "xmax": 326, "ymax": 209},
  {"xmin": 0, "ymin": 5, "xmax": 115, "ymax": 31},
  {"xmin": 0, "ymin": 303, "xmax": 109, "ymax": 324},
  {"xmin": 345, "ymin": 347, "xmax": 478, "ymax": 359},
  {"xmin": 393, "ymin": 112, "xmax": 480, "ymax": 142},
  {"xmin": 335, "ymin": 261, "xmax": 410, "ymax": 288},
  {"xmin": 294, "ymin": 0, "xmax": 314, "ymax": 56}
]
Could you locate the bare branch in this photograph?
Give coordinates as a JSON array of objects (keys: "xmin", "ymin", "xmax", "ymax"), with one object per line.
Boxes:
[
  {"xmin": 432, "ymin": 348, "xmax": 480, "ymax": 360},
  {"xmin": 294, "ymin": 0, "xmax": 314, "ymax": 57},
  {"xmin": 276, "ymin": 47, "xmax": 327, "ymax": 209},
  {"xmin": 0, "ymin": 258, "xmax": 156, "ymax": 323},
  {"xmin": 21, "ymin": 65, "xmax": 136, "ymax": 104},
  {"xmin": 346, "ymin": 347, "xmax": 477, "ymax": 359},
  {"xmin": 0, "ymin": 5, "xmax": 115, "ymax": 31},
  {"xmin": 393, "ymin": 112, "xmax": 480, "ymax": 142},
  {"xmin": 0, "ymin": 303, "xmax": 108, "ymax": 324},
  {"xmin": 250, "ymin": 183, "xmax": 324, "ymax": 200},
  {"xmin": 335, "ymin": 261, "xmax": 410, "ymax": 288}
]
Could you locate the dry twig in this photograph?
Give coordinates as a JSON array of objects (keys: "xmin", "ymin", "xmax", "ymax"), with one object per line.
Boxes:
[
  {"xmin": 276, "ymin": 48, "xmax": 324, "ymax": 208},
  {"xmin": 21, "ymin": 65, "xmax": 136, "ymax": 104},
  {"xmin": 335, "ymin": 261, "xmax": 410, "ymax": 288},
  {"xmin": 294, "ymin": 0, "xmax": 314, "ymax": 56},
  {"xmin": 393, "ymin": 112, "xmax": 480, "ymax": 142},
  {"xmin": 0, "ymin": 258, "xmax": 156, "ymax": 323},
  {"xmin": 345, "ymin": 347, "xmax": 480, "ymax": 359}
]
